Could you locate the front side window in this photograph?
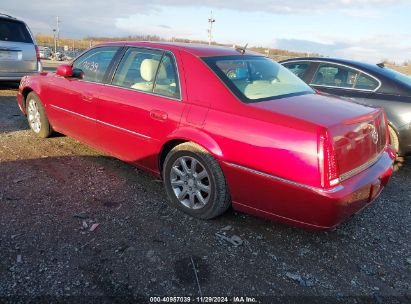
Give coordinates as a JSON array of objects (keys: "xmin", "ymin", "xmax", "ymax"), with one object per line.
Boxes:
[
  {"xmin": 112, "ymin": 48, "xmax": 181, "ymax": 99},
  {"xmin": 282, "ymin": 62, "xmax": 310, "ymax": 78},
  {"xmin": 203, "ymin": 56, "xmax": 313, "ymax": 102},
  {"xmin": 72, "ymin": 46, "xmax": 119, "ymax": 83}
]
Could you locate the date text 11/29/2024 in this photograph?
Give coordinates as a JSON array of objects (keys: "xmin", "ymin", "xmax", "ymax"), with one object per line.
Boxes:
[{"xmin": 149, "ymin": 296, "xmax": 257, "ymax": 302}]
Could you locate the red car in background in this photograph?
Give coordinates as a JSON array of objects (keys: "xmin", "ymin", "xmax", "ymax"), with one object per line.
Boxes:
[{"xmin": 17, "ymin": 42, "xmax": 395, "ymax": 230}]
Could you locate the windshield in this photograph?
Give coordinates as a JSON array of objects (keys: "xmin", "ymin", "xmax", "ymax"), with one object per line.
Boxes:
[{"xmin": 203, "ymin": 55, "xmax": 313, "ymax": 103}]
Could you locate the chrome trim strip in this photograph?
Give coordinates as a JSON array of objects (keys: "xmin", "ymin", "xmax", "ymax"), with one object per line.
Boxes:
[
  {"xmin": 103, "ymin": 83, "xmax": 181, "ymax": 102},
  {"xmin": 50, "ymin": 104, "xmax": 93, "ymax": 121},
  {"xmin": 339, "ymin": 151, "xmax": 384, "ymax": 182},
  {"xmin": 49, "ymin": 104, "xmax": 151, "ymax": 140},
  {"xmin": 311, "ymin": 83, "xmax": 377, "ymax": 93},
  {"xmin": 97, "ymin": 119, "xmax": 151, "ymax": 140},
  {"xmin": 282, "ymin": 59, "xmax": 382, "ymax": 92},
  {"xmin": 224, "ymin": 162, "xmax": 344, "ymax": 194}
]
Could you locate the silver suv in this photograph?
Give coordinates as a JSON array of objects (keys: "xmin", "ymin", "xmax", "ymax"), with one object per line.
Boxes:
[{"xmin": 0, "ymin": 13, "xmax": 42, "ymax": 81}]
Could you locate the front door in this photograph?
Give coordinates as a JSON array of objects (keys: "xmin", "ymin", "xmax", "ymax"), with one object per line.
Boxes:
[{"xmin": 45, "ymin": 46, "xmax": 120, "ymax": 147}]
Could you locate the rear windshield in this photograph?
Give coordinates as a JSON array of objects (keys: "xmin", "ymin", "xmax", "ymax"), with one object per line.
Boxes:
[
  {"xmin": 0, "ymin": 19, "xmax": 33, "ymax": 43},
  {"xmin": 385, "ymin": 68, "xmax": 411, "ymax": 88},
  {"xmin": 203, "ymin": 55, "xmax": 313, "ymax": 103}
]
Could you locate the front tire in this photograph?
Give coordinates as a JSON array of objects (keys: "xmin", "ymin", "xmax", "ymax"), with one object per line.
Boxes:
[
  {"xmin": 163, "ymin": 142, "xmax": 230, "ymax": 219},
  {"xmin": 26, "ymin": 92, "xmax": 52, "ymax": 138}
]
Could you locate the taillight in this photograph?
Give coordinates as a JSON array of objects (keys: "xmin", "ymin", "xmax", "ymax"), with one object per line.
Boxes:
[
  {"xmin": 382, "ymin": 111, "xmax": 389, "ymax": 146},
  {"xmin": 318, "ymin": 129, "xmax": 340, "ymax": 188},
  {"xmin": 35, "ymin": 45, "xmax": 40, "ymax": 61}
]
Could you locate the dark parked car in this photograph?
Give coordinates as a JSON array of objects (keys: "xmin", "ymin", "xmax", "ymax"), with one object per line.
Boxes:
[{"xmin": 280, "ymin": 57, "xmax": 411, "ymax": 155}]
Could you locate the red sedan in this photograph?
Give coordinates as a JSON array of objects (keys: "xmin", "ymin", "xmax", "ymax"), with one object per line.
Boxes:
[{"xmin": 17, "ymin": 42, "xmax": 395, "ymax": 230}]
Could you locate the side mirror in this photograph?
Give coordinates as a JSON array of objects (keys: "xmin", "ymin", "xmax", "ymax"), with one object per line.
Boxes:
[
  {"xmin": 56, "ymin": 64, "xmax": 73, "ymax": 77},
  {"xmin": 56, "ymin": 64, "xmax": 84, "ymax": 79}
]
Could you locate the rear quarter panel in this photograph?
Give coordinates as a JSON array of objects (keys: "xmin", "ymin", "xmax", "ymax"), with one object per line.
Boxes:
[{"xmin": 179, "ymin": 51, "xmax": 321, "ymax": 188}]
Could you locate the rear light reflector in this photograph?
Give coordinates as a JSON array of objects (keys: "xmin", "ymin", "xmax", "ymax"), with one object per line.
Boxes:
[
  {"xmin": 319, "ymin": 129, "xmax": 340, "ymax": 188},
  {"xmin": 35, "ymin": 45, "xmax": 40, "ymax": 61},
  {"xmin": 382, "ymin": 111, "xmax": 389, "ymax": 146}
]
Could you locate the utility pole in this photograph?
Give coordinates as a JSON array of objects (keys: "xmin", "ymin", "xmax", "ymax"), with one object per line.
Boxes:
[
  {"xmin": 52, "ymin": 29, "xmax": 57, "ymax": 55},
  {"xmin": 56, "ymin": 16, "xmax": 61, "ymax": 51},
  {"xmin": 207, "ymin": 11, "xmax": 215, "ymax": 45}
]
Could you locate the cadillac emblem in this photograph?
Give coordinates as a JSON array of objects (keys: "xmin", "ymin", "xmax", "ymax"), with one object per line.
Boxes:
[{"xmin": 369, "ymin": 124, "xmax": 379, "ymax": 144}]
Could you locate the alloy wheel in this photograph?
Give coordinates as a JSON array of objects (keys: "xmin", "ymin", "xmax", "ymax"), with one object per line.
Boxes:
[
  {"xmin": 170, "ymin": 156, "xmax": 211, "ymax": 209},
  {"xmin": 27, "ymin": 99, "xmax": 41, "ymax": 133}
]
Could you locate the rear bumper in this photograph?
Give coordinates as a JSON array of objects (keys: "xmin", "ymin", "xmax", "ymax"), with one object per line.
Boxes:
[
  {"xmin": 0, "ymin": 71, "xmax": 39, "ymax": 81},
  {"xmin": 222, "ymin": 147, "xmax": 395, "ymax": 230},
  {"xmin": 0, "ymin": 61, "xmax": 42, "ymax": 81}
]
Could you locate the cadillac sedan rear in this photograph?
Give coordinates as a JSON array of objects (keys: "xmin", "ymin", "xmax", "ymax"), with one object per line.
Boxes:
[{"xmin": 202, "ymin": 54, "xmax": 395, "ymax": 229}]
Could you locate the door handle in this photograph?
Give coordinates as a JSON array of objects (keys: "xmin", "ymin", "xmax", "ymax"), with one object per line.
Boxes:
[
  {"xmin": 82, "ymin": 92, "xmax": 93, "ymax": 102},
  {"xmin": 150, "ymin": 110, "xmax": 168, "ymax": 121}
]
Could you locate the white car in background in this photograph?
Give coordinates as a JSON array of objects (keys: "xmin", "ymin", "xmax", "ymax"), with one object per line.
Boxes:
[{"xmin": 38, "ymin": 46, "xmax": 51, "ymax": 59}]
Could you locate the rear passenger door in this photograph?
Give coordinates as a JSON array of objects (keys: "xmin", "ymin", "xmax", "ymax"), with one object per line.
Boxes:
[{"xmin": 96, "ymin": 47, "xmax": 186, "ymax": 169}]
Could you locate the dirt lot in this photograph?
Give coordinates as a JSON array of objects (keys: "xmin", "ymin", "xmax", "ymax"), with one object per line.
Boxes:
[{"xmin": 0, "ymin": 85, "xmax": 410, "ymax": 303}]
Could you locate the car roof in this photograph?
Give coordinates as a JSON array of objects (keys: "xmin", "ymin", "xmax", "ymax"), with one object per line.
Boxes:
[
  {"xmin": 0, "ymin": 13, "xmax": 23, "ymax": 22},
  {"xmin": 96, "ymin": 41, "xmax": 264, "ymax": 57},
  {"xmin": 281, "ymin": 56, "xmax": 411, "ymax": 94}
]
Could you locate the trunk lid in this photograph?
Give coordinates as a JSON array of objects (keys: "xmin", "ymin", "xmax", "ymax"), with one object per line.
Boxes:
[
  {"xmin": 252, "ymin": 92, "xmax": 387, "ymax": 179},
  {"xmin": 331, "ymin": 109, "xmax": 386, "ymax": 180}
]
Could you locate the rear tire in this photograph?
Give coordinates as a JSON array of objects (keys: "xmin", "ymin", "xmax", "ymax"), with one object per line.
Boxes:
[
  {"xmin": 26, "ymin": 92, "xmax": 52, "ymax": 138},
  {"xmin": 388, "ymin": 125, "xmax": 399, "ymax": 154},
  {"xmin": 163, "ymin": 142, "xmax": 231, "ymax": 219}
]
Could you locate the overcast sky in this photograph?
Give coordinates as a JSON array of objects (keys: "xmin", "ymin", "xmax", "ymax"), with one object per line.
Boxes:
[{"xmin": 3, "ymin": 0, "xmax": 411, "ymax": 63}]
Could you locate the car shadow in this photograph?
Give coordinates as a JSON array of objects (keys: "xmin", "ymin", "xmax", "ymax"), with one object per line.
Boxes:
[
  {"xmin": 0, "ymin": 88, "xmax": 28, "ymax": 133},
  {"xmin": 0, "ymin": 82, "xmax": 19, "ymax": 90},
  {"xmin": 1, "ymin": 154, "xmax": 410, "ymax": 296}
]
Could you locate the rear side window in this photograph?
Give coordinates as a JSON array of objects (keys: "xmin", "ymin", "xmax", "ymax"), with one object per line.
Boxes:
[
  {"xmin": 312, "ymin": 63, "xmax": 379, "ymax": 91},
  {"xmin": 354, "ymin": 74, "xmax": 379, "ymax": 90},
  {"xmin": 0, "ymin": 19, "xmax": 33, "ymax": 43},
  {"xmin": 112, "ymin": 47, "xmax": 181, "ymax": 99},
  {"xmin": 153, "ymin": 54, "xmax": 180, "ymax": 98},
  {"xmin": 72, "ymin": 46, "xmax": 119, "ymax": 83},
  {"xmin": 282, "ymin": 62, "xmax": 309, "ymax": 78},
  {"xmin": 312, "ymin": 63, "xmax": 359, "ymax": 89}
]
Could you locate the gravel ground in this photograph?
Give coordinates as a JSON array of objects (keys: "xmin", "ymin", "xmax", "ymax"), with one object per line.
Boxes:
[{"xmin": 0, "ymin": 85, "xmax": 410, "ymax": 303}]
